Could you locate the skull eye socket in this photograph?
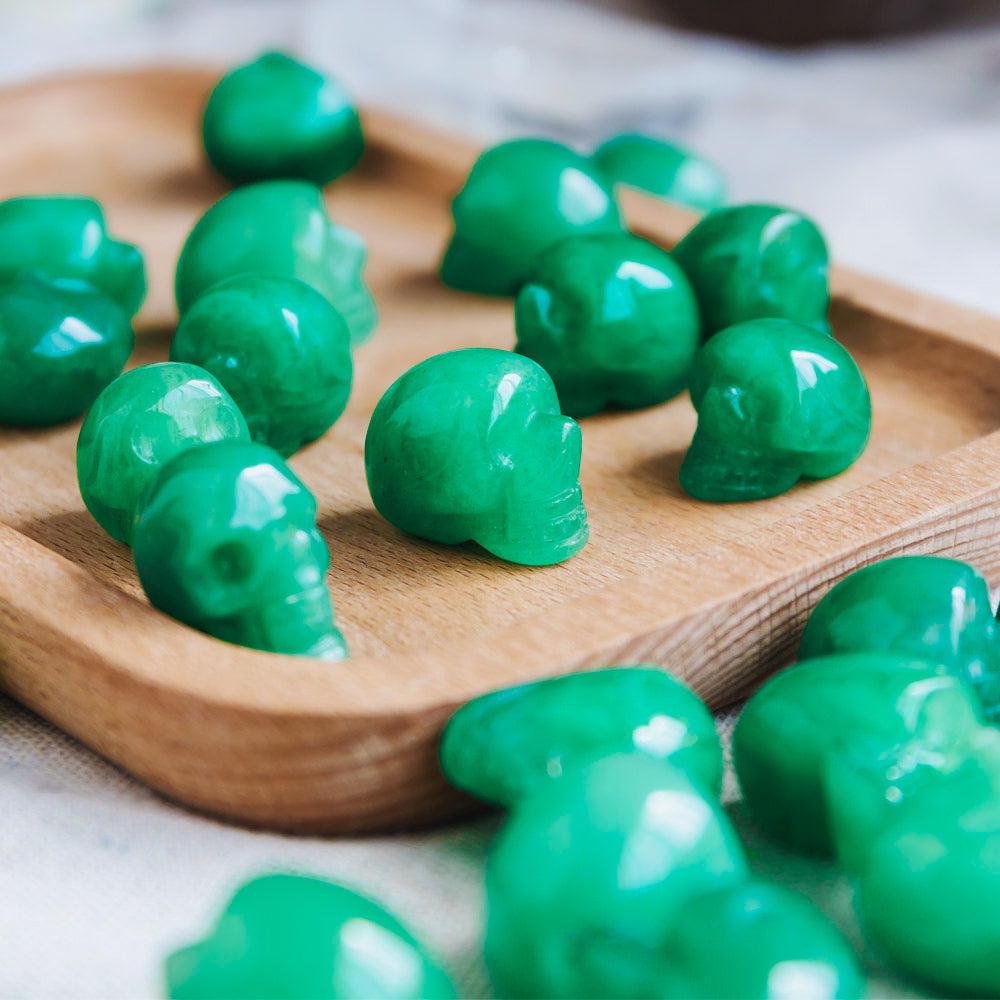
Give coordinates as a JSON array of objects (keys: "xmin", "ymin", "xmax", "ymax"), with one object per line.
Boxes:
[{"xmin": 210, "ymin": 540, "xmax": 256, "ymax": 583}]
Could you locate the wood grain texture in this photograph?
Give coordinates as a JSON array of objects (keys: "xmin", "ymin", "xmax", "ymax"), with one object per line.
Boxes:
[{"xmin": 1, "ymin": 68, "xmax": 1000, "ymax": 833}]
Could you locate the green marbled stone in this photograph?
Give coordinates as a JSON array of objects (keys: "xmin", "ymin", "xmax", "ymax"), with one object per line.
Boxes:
[
  {"xmin": 0, "ymin": 271, "xmax": 133, "ymax": 425},
  {"xmin": 0, "ymin": 195, "xmax": 146, "ymax": 317},
  {"xmin": 856, "ymin": 796, "xmax": 1000, "ymax": 996},
  {"xmin": 591, "ymin": 133, "xmax": 726, "ymax": 213},
  {"xmin": 175, "ymin": 180, "xmax": 376, "ymax": 346},
  {"xmin": 514, "ymin": 233, "xmax": 701, "ymax": 417},
  {"xmin": 440, "ymin": 138, "xmax": 624, "ymax": 296},
  {"xmin": 170, "ymin": 274, "xmax": 352, "ymax": 458},
  {"xmin": 76, "ymin": 362, "xmax": 249, "ymax": 544},
  {"xmin": 671, "ymin": 204, "xmax": 829, "ymax": 338},
  {"xmin": 827, "ymin": 718, "xmax": 1000, "ymax": 873},
  {"xmin": 439, "ymin": 666, "xmax": 722, "ymax": 808},
  {"xmin": 732, "ymin": 652, "xmax": 982, "ymax": 854},
  {"xmin": 202, "ymin": 51, "xmax": 364, "ymax": 186},
  {"xmin": 800, "ymin": 555, "xmax": 1000, "ymax": 723},
  {"xmin": 665, "ymin": 881, "xmax": 863, "ymax": 999},
  {"xmin": 365, "ymin": 348, "xmax": 587, "ymax": 566},
  {"xmin": 485, "ymin": 753, "xmax": 747, "ymax": 999},
  {"xmin": 680, "ymin": 319, "xmax": 871, "ymax": 502},
  {"xmin": 134, "ymin": 441, "xmax": 346, "ymax": 660},
  {"xmin": 166, "ymin": 873, "xmax": 455, "ymax": 999}
]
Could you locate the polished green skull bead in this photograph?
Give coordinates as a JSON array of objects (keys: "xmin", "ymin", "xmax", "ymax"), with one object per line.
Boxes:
[
  {"xmin": 856, "ymin": 796, "xmax": 1000, "ymax": 996},
  {"xmin": 591, "ymin": 133, "xmax": 726, "ymax": 213},
  {"xmin": 440, "ymin": 666, "xmax": 722, "ymax": 808},
  {"xmin": 175, "ymin": 180, "xmax": 376, "ymax": 346},
  {"xmin": 800, "ymin": 555, "xmax": 1000, "ymax": 724},
  {"xmin": 486, "ymin": 753, "xmax": 747, "ymax": 999},
  {"xmin": 733, "ymin": 653, "xmax": 982, "ymax": 854},
  {"xmin": 134, "ymin": 441, "xmax": 346, "ymax": 660},
  {"xmin": 671, "ymin": 204, "xmax": 830, "ymax": 338},
  {"xmin": 76, "ymin": 362, "xmax": 249, "ymax": 544},
  {"xmin": 440, "ymin": 139, "xmax": 624, "ymax": 296},
  {"xmin": 514, "ymin": 233, "xmax": 701, "ymax": 417},
  {"xmin": 0, "ymin": 195, "xmax": 146, "ymax": 316},
  {"xmin": 166, "ymin": 873, "xmax": 455, "ymax": 999},
  {"xmin": 664, "ymin": 881, "xmax": 863, "ymax": 1000},
  {"xmin": 202, "ymin": 51, "xmax": 364, "ymax": 186},
  {"xmin": 170, "ymin": 274, "xmax": 352, "ymax": 458},
  {"xmin": 680, "ymin": 319, "xmax": 871, "ymax": 502},
  {"xmin": 0, "ymin": 271, "xmax": 133, "ymax": 426},
  {"xmin": 365, "ymin": 348, "xmax": 587, "ymax": 566},
  {"xmin": 826, "ymin": 718, "xmax": 1000, "ymax": 872}
]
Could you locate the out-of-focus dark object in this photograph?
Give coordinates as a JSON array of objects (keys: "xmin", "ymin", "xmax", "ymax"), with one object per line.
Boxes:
[{"xmin": 647, "ymin": 0, "xmax": 1000, "ymax": 45}]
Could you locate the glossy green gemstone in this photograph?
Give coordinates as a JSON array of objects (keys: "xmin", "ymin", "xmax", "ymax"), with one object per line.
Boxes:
[
  {"xmin": 439, "ymin": 666, "xmax": 722, "ymax": 808},
  {"xmin": 76, "ymin": 362, "xmax": 249, "ymax": 544},
  {"xmin": 165, "ymin": 873, "xmax": 455, "ymax": 999},
  {"xmin": 135, "ymin": 441, "xmax": 346, "ymax": 660},
  {"xmin": 733, "ymin": 653, "xmax": 981, "ymax": 854},
  {"xmin": 671, "ymin": 204, "xmax": 829, "ymax": 338},
  {"xmin": 170, "ymin": 274, "xmax": 352, "ymax": 458},
  {"xmin": 856, "ymin": 797, "xmax": 1000, "ymax": 996},
  {"xmin": 680, "ymin": 319, "xmax": 871, "ymax": 502},
  {"xmin": 827, "ymin": 718, "xmax": 1000, "ymax": 873},
  {"xmin": 0, "ymin": 271, "xmax": 133, "ymax": 426},
  {"xmin": 202, "ymin": 51, "xmax": 364, "ymax": 186},
  {"xmin": 800, "ymin": 555, "xmax": 1000, "ymax": 723},
  {"xmin": 514, "ymin": 233, "xmax": 701, "ymax": 417},
  {"xmin": 485, "ymin": 753, "xmax": 747, "ymax": 999},
  {"xmin": 0, "ymin": 195, "xmax": 146, "ymax": 317},
  {"xmin": 665, "ymin": 881, "xmax": 863, "ymax": 1000},
  {"xmin": 175, "ymin": 180, "xmax": 376, "ymax": 346},
  {"xmin": 365, "ymin": 348, "xmax": 587, "ymax": 566},
  {"xmin": 440, "ymin": 138, "xmax": 624, "ymax": 296},
  {"xmin": 591, "ymin": 133, "xmax": 726, "ymax": 213}
]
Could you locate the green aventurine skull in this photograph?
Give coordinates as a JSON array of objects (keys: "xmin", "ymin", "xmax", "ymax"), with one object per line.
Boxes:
[
  {"xmin": 365, "ymin": 348, "xmax": 588, "ymax": 566},
  {"xmin": 680, "ymin": 319, "xmax": 871, "ymax": 502},
  {"xmin": 133, "ymin": 441, "xmax": 346, "ymax": 660},
  {"xmin": 439, "ymin": 138, "xmax": 624, "ymax": 296},
  {"xmin": 174, "ymin": 180, "xmax": 376, "ymax": 346}
]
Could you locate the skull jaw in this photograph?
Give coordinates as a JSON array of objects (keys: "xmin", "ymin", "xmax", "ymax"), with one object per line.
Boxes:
[
  {"xmin": 679, "ymin": 435, "xmax": 803, "ymax": 502},
  {"xmin": 203, "ymin": 585, "xmax": 348, "ymax": 660},
  {"xmin": 475, "ymin": 485, "xmax": 589, "ymax": 566}
]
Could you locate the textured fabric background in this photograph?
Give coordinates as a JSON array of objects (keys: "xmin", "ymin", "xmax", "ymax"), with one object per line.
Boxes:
[{"xmin": 2, "ymin": 1, "xmax": 999, "ymax": 995}]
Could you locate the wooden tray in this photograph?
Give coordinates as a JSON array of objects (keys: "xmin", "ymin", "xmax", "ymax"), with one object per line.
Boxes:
[{"xmin": 2, "ymin": 68, "xmax": 1000, "ymax": 834}]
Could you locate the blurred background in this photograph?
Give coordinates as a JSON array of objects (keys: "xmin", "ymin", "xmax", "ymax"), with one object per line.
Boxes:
[
  {"xmin": 3, "ymin": 0, "xmax": 1000, "ymax": 311},
  {"xmin": 2, "ymin": 1, "xmax": 1000, "ymax": 996}
]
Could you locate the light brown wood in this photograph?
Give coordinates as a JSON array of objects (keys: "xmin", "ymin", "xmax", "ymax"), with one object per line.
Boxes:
[{"xmin": 2, "ymin": 68, "xmax": 1000, "ymax": 833}]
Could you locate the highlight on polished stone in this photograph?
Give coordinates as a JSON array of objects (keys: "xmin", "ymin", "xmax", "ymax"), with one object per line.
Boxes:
[
  {"xmin": 800, "ymin": 555, "xmax": 1000, "ymax": 724},
  {"xmin": 439, "ymin": 138, "xmax": 624, "ymax": 296},
  {"xmin": 679, "ymin": 318, "xmax": 871, "ymax": 502},
  {"xmin": 76, "ymin": 362, "xmax": 249, "ymax": 545},
  {"xmin": 175, "ymin": 180, "xmax": 376, "ymax": 346},
  {"xmin": 0, "ymin": 271, "xmax": 133, "ymax": 426},
  {"xmin": 134, "ymin": 440, "xmax": 347, "ymax": 660},
  {"xmin": 365, "ymin": 348, "xmax": 588, "ymax": 566},
  {"xmin": 165, "ymin": 873, "xmax": 455, "ymax": 999},
  {"xmin": 170, "ymin": 274, "xmax": 353, "ymax": 458},
  {"xmin": 439, "ymin": 666, "xmax": 722, "ymax": 807},
  {"xmin": 0, "ymin": 195, "xmax": 146, "ymax": 317},
  {"xmin": 591, "ymin": 133, "xmax": 726, "ymax": 213},
  {"xmin": 202, "ymin": 51, "xmax": 364, "ymax": 186},
  {"xmin": 671, "ymin": 203, "xmax": 830, "ymax": 339},
  {"xmin": 514, "ymin": 232, "xmax": 701, "ymax": 417},
  {"xmin": 485, "ymin": 753, "xmax": 747, "ymax": 999}
]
